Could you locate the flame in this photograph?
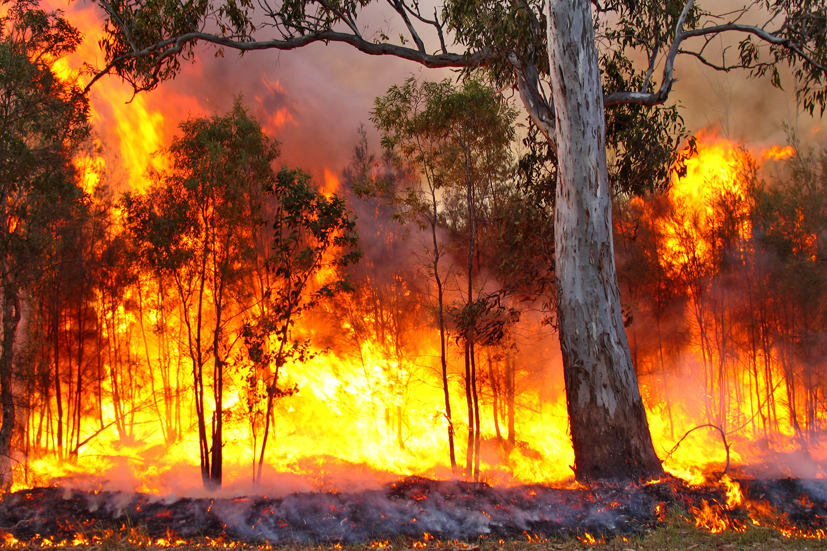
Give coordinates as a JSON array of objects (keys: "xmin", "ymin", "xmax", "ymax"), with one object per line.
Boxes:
[
  {"xmin": 722, "ymin": 475, "xmax": 744, "ymax": 509},
  {"xmin": 323, "ymin": 167, "xmax": 341, "ymax": 195},
  {"xmin": 659, "ymin": 130, "xmax": 752, "ymax": 274},
  {"xmin": 5, "ymin": 0, "xmax": 577, "ymax": 497},
  {"xmin": 72, "ymin": 138, "xmax": 106, "ymax": 194},
  {"xmin": 761, "ymin": 144, "xmax": 796, "ymax": 161},
  {"xmin": 254, "ymin": 79, "xmax": 298, "ymax": 135},
  {"xmin": 578, "ymin": 532, "xmax": 602, "ymax": 544},
  {"xmin": 47, "ymin": 2, "xmax": 180, "ymax": 189},
  {"xmin": 691, "ymin": 500, "xmax": 741, "ymax": 534},
  {"xmin": 614, "ymin": 130, "xmax": 827, "ymax": 495},
  {"xmin": 268, "ymin": 107, "xmax": 296, "ymax": 130}
]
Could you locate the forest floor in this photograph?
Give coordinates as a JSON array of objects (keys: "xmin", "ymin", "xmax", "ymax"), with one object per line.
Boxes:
[
  {"xmin": 2, "ymin": 515, "xmax": 826, "ymax": 551},
  {"xmin": 2, "ymin": 478, "xmax": 826, "ymax": 551}
]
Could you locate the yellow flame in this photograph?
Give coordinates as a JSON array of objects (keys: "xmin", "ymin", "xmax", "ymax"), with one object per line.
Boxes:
[{"xmin": 761, "ymin": 144, "xmax": 796, "ymax": 161}]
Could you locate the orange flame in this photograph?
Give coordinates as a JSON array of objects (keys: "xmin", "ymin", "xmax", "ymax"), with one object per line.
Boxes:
[
  {"xmin": 323, "ymin": 167, "xmax": 341, "ymax": 195},
  {"xmin": 761, "ymin": 144, "xmax": 796, "ymax": 161}
]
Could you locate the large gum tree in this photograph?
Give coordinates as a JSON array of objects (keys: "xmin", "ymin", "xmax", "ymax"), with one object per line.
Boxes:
[{"xmin": 91, "ymin": 0, "xmax": 827, "ymax": 480}]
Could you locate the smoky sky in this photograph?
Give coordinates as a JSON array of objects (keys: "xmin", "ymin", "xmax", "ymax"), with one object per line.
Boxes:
[
  {"xmin": 58, "ymin": 0, "xmax": 825, "ymax": 190},
  {"xmin": 96, "ymin": 37, "xmax": 449, "ymax": 186}
]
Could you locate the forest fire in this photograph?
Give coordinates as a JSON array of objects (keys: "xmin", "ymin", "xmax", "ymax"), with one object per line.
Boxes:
[
  {"xmin": 3, "ymin": 0, "xmax": 827, "ymax": 545},
  {"xmin": 0, "ymin": 115, "xmax": 822, "ymax": 542}
]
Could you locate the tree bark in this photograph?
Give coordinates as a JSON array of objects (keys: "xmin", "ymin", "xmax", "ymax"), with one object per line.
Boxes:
[
  {"xmin": 546, "ymin": 0, "xmax": 662, "ymax": 480},
  {"xmin": 0, "ymin": 283, "xmax": 21, "ymax": 491}
]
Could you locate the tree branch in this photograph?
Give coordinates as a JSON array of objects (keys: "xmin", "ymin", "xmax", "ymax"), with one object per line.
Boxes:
[
  {"xmin": 386, "ymin": 0, "xmax": 426, "ymax": 53},
  {"xmin": 663, "ymin": 423, "xmax": 731, "ymax": 477},
  {"xmin": 677, "ymin": 47, "xmax": 775, "ymax": 73},
  {"xmin": 508, "ymin": 52, "xmax": 557, "ymax": 152},
  {"xmin": 86, "ymin": 29, "xmax": 488, "ymax": 93},
  {"xmin": 681, "ymin": 22, "xmax": 827, "ymax": 73},
  {"xmin": 605, "ymin": 0, "xmax": 827, "ymax": 108},
  {"xmin": 605, "ymin": 0, "xmax": 695, "ymax": 107}
]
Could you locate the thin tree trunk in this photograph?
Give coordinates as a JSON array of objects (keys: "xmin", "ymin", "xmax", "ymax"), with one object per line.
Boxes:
[
  {"xmin": 489, "ymin": 351, "xmax": 502, "ymax": 443},
  {"xmin": 506, "ymin": 354, "xmax": 516, "ymax": 448},
  {"xmin": 210, "ymin": 293, "xmax": 224, "ymax": 490},
  {"xmin": 463, "ymin": 137, "xmax": 481, "ymax": 481},
  {"xmin": 137, "ymin": 281, "xmax": 168, "ymax": 444},
  {"xmin": 547, "ymin": 0, "xmax": 662, "ymax": 480},
  {"xmin": 471, "ymin": 343, "xmax": 481, "ymax": 482},
  {"xmin": 396, "ymin": 404, "xmax": 404, "ymax": 450},
  {"xmin": 0, "ymin": 283, "xmax": 21, "ymax": 490},
  {"xmin": 428, "ymin": 181, "xmax": 456, "ymax": 473},
  {"xmin": 255, "ymin": 303, "xmax": 294, "ymax": 484},
  {"xmin": 53, "ymin": 286, "xmax": 63, "ymax": 460},
  {"xmin": 464, "ymin": 339, "xmax": 474, "ymax": 479}
]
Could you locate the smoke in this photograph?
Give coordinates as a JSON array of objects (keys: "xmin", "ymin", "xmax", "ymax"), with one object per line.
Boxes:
[{"xmin": 93, "ymin": 38, "xmax": 442, "ymax": 189}]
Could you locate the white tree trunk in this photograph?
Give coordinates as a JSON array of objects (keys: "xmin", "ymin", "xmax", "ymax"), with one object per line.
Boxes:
[{"xmin": 546, "ymin": 0, "xmax": 663, "ymax": 480}]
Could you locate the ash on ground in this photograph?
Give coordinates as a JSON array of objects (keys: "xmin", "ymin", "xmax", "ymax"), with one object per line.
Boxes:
[{"xmin": 0, "ymin": 476, "xmax": 728, "ymax": 544}]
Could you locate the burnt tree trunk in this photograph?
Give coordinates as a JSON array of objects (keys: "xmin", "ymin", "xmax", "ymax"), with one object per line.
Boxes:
[
  {"xmin": 209, "ymin": 250, "xmax": 226, "ymax": 490},
  {"xmin": 463, "ymin": 339, "xmax": 474, "ymax": 479},
  {"xmin": 471, "ymin": 346, "xmax": 481, "ymax": 482},
  {"xmin": 489, "ymin": 351, "xmax": 502, "ymax": 442},
  {"xmin": 506, "ymin": 354, "xmax": 515, "ymax": 448},
  {"xmin": 546, "ymin": 0, "xmax": 662, "ymax": 481},
  {"xmin": 430, "ymin": 197, "xmax": 456, "ymax": 473},
  {"xmin": 0, "ymin": 283, "xmax": 21, "ymax": 490},
  {"xmin": 51, "ymin": 283, "xmax": 63, "ymax": 458}
]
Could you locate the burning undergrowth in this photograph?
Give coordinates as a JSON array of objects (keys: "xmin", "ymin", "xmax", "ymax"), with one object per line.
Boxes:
[
  {"xmin": 0, "ymin": 476, "xmax": 746, "ymax": 546},
  {"xmin": 739, "ymin": 479, "xmax": 827, "ymax": 537}
]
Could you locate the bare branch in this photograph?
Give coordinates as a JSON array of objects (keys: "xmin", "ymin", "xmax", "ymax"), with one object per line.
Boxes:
[
  {"xmin": 605, "ymin": 0, "xmax": 694, "ymax": 107},
  {"xmin": 396, "ymin": 2, "xmax": 448, "ymax": 55},
  {"xmin": 677, "ymin": 47, "xmax": 775, "ymax": 73},
  {"xmin": 658, "ymin": 0, "xmax": 696, "ymax": 98},
  {"xmin": 433, "ymin": 7, "xmax": 447, "ymax": 55},
  {"xmin": 663, "ymin": 423, "xmax": 731, "ymax": 477},
  {"xmin": 86, "ymin": 29, "xmax": 488, "ymax": 93},
  {"xmin": 681, "ymin": 22, "xmax": 827, "ymax": 73},
  {"xmin": 641, "ymin": 41, "xmax": 660, "ymax": 93},
  {"xmin": 315, "ymin": 0, "xmax": 361, "ymax": 38},
  {"xmin": 682, "ymin": 22, "xmax": 788, "ymax": 44},
  {"xmin": 97, "ymin": 0, "xmax": 140, "ymax": 54},
  {"xmin": 604, "ymin": 89, "xmax": 672, "ymax": 107},
  {"xmin": 508, "ymin": 52, "xmax": 556, "ymax": 152},
  {"xmin": 606, "ymin": 0, "xmax": 827, "ymax": 108},
  {"xmin": 386, "ymin": 0, "xmax": 425, "ymax": 53}
]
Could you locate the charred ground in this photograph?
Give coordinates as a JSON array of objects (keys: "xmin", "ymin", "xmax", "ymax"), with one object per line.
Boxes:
[{"xmin": 0, "ymin": 476, "xmax": 823, "ymax": 546}]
